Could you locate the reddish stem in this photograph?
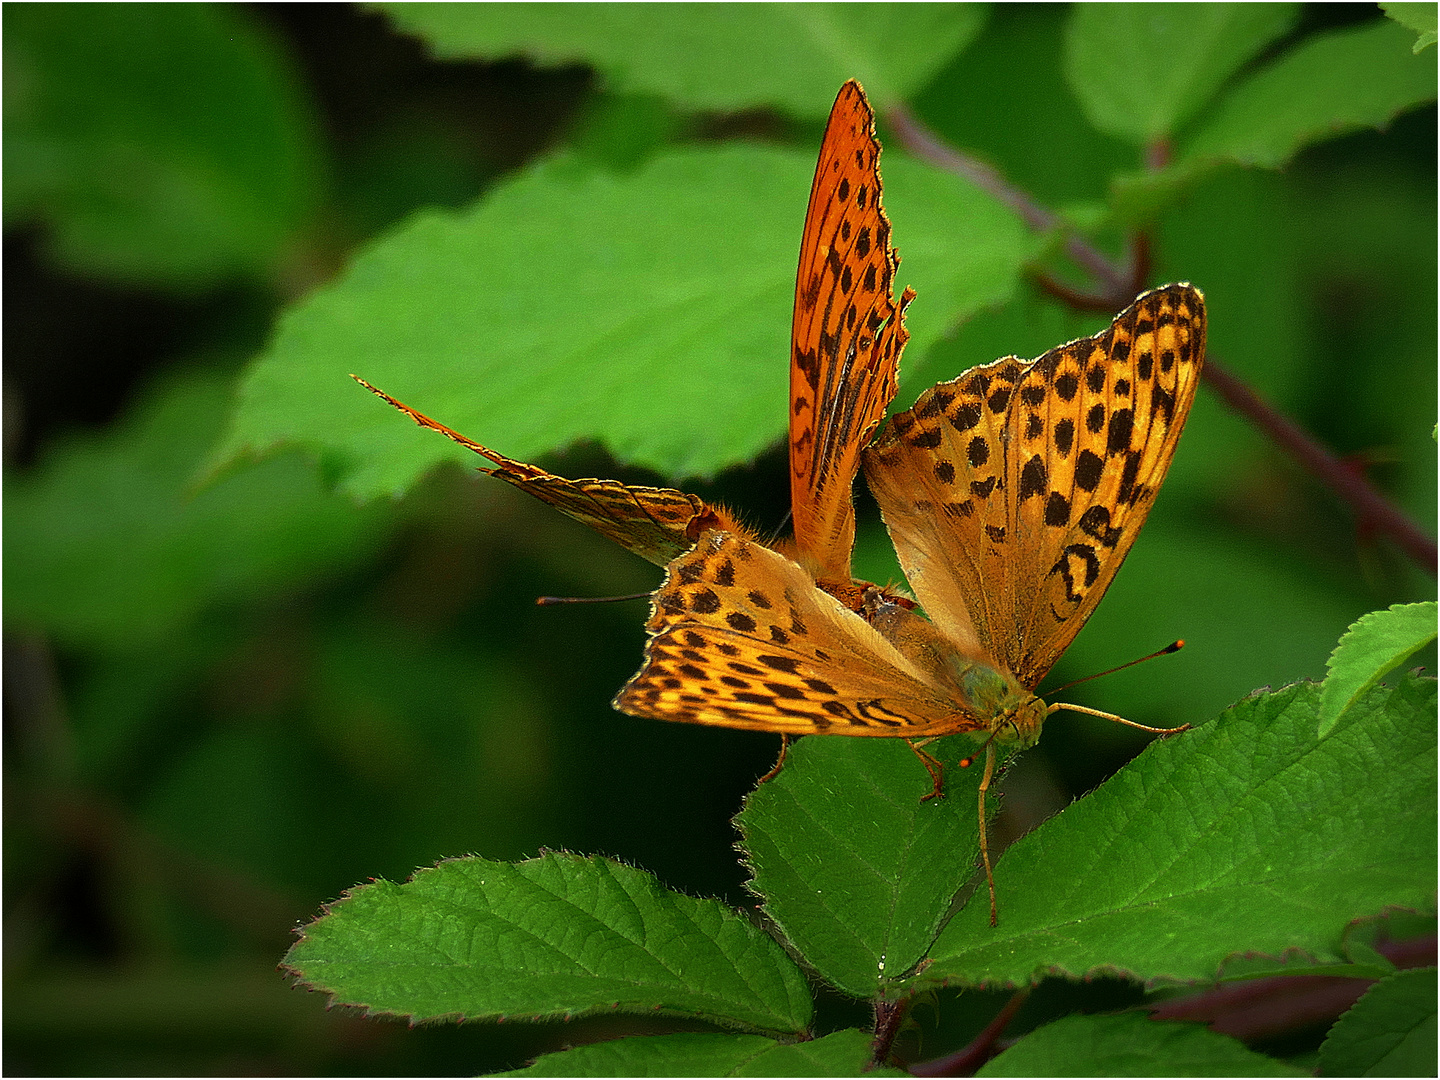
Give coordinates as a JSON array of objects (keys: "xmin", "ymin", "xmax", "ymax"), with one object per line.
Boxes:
[
  {"xmin": 1148, "ymin": 935, "xmax": 1436, "ymax": 1042},
  {"xmin": 909, "ymin": 988, "xmax": 1030, "ymax": 1077},
  {"xmin": 871, "ymin": 997, "xmax": 910, "ymax": 1070},
  {"xmin": 884, "ymin": 103, "xmax": 1129, "ymax": 298},
  {"xmin": 1204, "ymin": 360, "xmax": 1437, "ymax": 574}
]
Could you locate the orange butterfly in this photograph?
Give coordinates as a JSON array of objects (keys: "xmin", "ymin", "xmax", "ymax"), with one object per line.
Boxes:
[
  {"xmin": 356, "ymin": 80, "xmax": 906, "ymax": 604},
  {"xmin": 360, "ymin": 81, "xmax": 1206, "ymax": 925}
]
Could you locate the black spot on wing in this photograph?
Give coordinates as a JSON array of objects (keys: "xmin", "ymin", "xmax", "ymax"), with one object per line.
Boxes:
[
  {"xmin": 1019, "ymin": 455, "xmax": 1047, "ymax": 500},
  {"xmin": 1054, "ymin": 418, "xmax": 1074, "ymax": 456},
  {"xmin": 1045, "ymin": 492, "xmax": 1071, "ymax": 526},
  {"xmin": 726, "ymin": 611, "xmax": 757, "ymax": 633},
  {"xmin": 1075, "ymin": 450, "xmax": 1103, "ymax": 492}
]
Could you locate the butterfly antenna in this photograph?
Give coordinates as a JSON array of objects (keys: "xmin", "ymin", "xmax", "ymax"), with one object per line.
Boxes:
[
  {"xmin": 1046, "ymin": 701, "xmax": 1191, "ymax": 736},
  {"xmin": 764, "ymin": 508, "xmax": 794, "ymax": 549},
  {"xmin": 536, "ymin": 592, "xmax": 652, "ymax": 606},
  {"xmin": 1042, "ymin": 640, "xmax": 1184, "ymax": 697}
]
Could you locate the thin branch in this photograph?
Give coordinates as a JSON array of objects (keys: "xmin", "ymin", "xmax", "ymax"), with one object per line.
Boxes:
[
  {"xmin": 1030, "ymin": 271, "xmax": 1121, "ymax": 314},
  {"xmin": 909, "ymin": 988, "xmax": 1030, "ymax": 1077},
  {"xmin": 1204, "ymin": 361, "xmax": 1437, "ymax": 574},
  {"xmin": 870, "ymin": 997, "xmax": 910, "ymax": 1070},
  {"xmin": 885, "ymin": 103, "xmax": 1129, "ymax": 298},
  {"xmin": 882, "ymin": 102, "xmax": 1437, "ymax": 577},
  {"xmin": 1148, "ymin": 935, "xmax": 1435, "ymax": 1042}
]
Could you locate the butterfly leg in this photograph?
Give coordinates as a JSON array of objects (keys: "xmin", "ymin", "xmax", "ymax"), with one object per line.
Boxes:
[
  {"xmin": 906, "ymin": 738, "xmax": 945, "ymax": 800},
  {"xmin": 756, "ymin": 734, "xmax": 790, "ymax": 785},
  {"xmin": 978, "ymin": 742, "xmax": 999, "ymax": 927}
]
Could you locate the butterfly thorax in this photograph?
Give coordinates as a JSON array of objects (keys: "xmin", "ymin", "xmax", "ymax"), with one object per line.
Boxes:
[{"xmin": 862, "ymin": 589, "xmax": 1045, "ymax": 747}]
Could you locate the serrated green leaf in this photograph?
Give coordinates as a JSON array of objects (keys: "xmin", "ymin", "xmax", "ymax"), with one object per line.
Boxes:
[
  {"xmin": 1319, "ymin": 967, "xmax": 1437, "ymax": 1077},
  {"xmin": 1344, "ymin": 939, "xmax": 1400, "ymax": 977},
  {"xmin": 1319, "ymin": 602, "xmax": 1438, "ymax": 737},
  {"xmin": 218, "ymin": 146, "xmax": 1036, "ymax": 499},
  {"xmin": 1382, "ymin": 3, "xmax": 1438, "ymax": 52},
  {"xmin": 921, "ymin": 676, "xmax": 1436, "ymax": 989},
  {"xmin": 735, "ymin": 736, "xmax": 985, "ymax": 1000},
  {"xmin": 1181, "ymin": 18, "xmax": 1437, "ymax": 170},
  {"xmin": 4, "ymin": 367, "xmax": 388, "ymax": 650},
  {"xmin": 284, "ymin": 852, "xmax": 813, "ymax": 1034},
  {"xmin": 3, "ymin": 3, "xmax": 321, "ymax": 288},
  {"xmin": 1063, "ymin": 3, "xmax": 1299, "ymax": 144},
  {"xmin": 376, "ymin": 3, "xmax": 987, "ymax": 116},
  {"xmin": 497, "ymin": 1027, "xmax": 905, "ymax": 1077},
  {"xmin": 978, "ymin": 1011, "xmax": 1306, "ymax": 1076}
]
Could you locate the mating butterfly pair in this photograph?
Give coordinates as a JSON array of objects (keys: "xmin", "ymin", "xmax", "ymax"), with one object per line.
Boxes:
[{"xmin": 358, "ymin": 81, "xmax": 1206, "ymax": 924}]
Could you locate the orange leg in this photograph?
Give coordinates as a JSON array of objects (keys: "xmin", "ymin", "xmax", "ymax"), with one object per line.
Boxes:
[
  {"xmin": 978, "ymin": 742, "xmax": 999, "ymax": 927},
  {"xmin": 907, "ymin": 738, "xmax": 945, "ymax": 801},
  {"xmin": 757, "ymin": 734, "xmax": 790, "ymax": 785}
]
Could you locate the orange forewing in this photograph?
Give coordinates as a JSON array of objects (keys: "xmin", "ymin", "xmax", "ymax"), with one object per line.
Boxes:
[
  {"xmin": 789, "ymin": 80, "xmax": 914, "ymax": 590},
  {"xmin": 352, "ymin": 377, "xmax": 747, "ymax": 568}
]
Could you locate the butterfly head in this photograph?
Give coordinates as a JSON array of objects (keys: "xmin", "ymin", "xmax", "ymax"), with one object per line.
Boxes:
[{"xmin": 984, "ymin": 685, "xmax": 1046, "ymax": 750}]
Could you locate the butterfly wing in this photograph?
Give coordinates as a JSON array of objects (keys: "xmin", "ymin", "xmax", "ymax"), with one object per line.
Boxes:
[
  {"xmin": 790, "ymin": 80, "xmax": 914, "ymax": 587},
  {"xmin": 615, "ymin": 531, "xmax": 982, "ymax": 737},
  {"xmin": 862, "ymin": 284, "xmax": 1207, "ymax": 687},
  {"xmin": 355, "ymin": 377, "xmax": 743, "ymax": 567}
]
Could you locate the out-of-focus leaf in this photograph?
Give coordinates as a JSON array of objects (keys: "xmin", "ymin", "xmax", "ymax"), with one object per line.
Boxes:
[
  {"xmin": 284, "ymin": 853, "xmax": 813, "ymax": 1034},
  {"xmin": 1181, "ymin": 18, "xmax": 1437, "ymax": 169},
  {"xmin": 1319, "ymin": 602, "xmax": 1437, "ymax": 737},
  {"xmin": 1063, "ymin": 4, "xmax": 1299, "ymax": 144},
  {"xmin": 1319, "ymin": 967, "xmax": 1437, "ymax": 1077},
  {"xmin": 4, "ymin": 367, "xmax": 390, "ymax": 650},
  {"xmin": 979, "ymin": 1012, "xmax": 1306, "ymax": 1076},
  {"xmin": 920, "ymin": 676, "xmax": 1436, "ymax": 989},
  {"xmin": 3, "ymin": 3, "xmax": 322, "ymax": 288},
  {"xmin": 498, "ymin": 1028, "xmax": 906, "ymax": 1077},
  {"xmin": 218, "ymin": 146, "xmax": 1036, "ymax": 498},
  {"xmin": 1111, "ymin": 18, "xmax": 1437, "ymax": 217},
  {"xmin": 377, "ymin": 3, "xmax": 987, "ymax": 116},
  {"xmin": 1382, "ymin": 3, "xmax": 1438, "ymax": 52},
  {"xmin": 736, "ymin": 736, "xmax": 983, "ymax": 1000}
]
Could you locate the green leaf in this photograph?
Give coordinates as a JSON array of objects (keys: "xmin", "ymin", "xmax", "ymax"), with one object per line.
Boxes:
[
  {"xmin": 735, "ymin": 736, "xmax": 985, "ymax": 1000},
  {"xmin": 219, "ymin": 146, "xmax": 1036, "ymax": 499},
  {"xmin": 497, "ymin": 1028, "xmax": 906, "ymax": 1077},
  {"xmin": 1181, "ymin": 18, "xmax": 1437, "ymax": 169},
  {"xmin": 3, "ymin": 3, "xmax": 322, "ymax": 288},
  {"xmin": 1063, "ymin": 3, "xmax": 1299, "ymax": 144},
  {"xmin": 1382, "ymin": 3, "xmax": 1438, "ymax": 52},
  {"xmin": 921, "ymin": 676, "xmax": 1436, "ymax": 989},
  {"xmin": 978, "ymin": 1012, "xmax": 1306, "ymax": 1076},
  {"xmin": 1319, "ymin": 602, "xmax": 1437, "ymax": 737},
  {"xmin": 283, "ymin": 852, "xmax": 813, "ymax": 1034},
  {"xmin": 1214, "ymin": 952, "xmax": 1395, "ymax": 984},
  {"xmin": 4, "ymin": 367, "xmax": 388, "ymax": 650},
  {"xmin": 376, "ymin": 3, "xmax": 987, "ymax": 116},
  {"xmin": 1319, "ymin": 967, "xmax": 1438, "ymax": 1077}
]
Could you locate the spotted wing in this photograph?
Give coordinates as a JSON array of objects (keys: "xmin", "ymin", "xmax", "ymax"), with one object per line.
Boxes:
[
  {"xmin": 862, "ymin": 284, "xmax": 1206, "ymax": 687},
  {"xmin": 615, "ymin": 531, "xmax": 982, "ymax": 737},
  {"xmin": 789, "ymin": 80, "xmax": 914, "ymax": 587},
  {"xmin": 355, "ymin": 377, "xmax": 743, "ymax": 567}
]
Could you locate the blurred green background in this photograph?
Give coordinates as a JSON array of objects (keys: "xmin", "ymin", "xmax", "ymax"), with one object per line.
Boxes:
[{"xmin": 4, "ymin": 3, "xmax": 1434, "ymax": 1075}]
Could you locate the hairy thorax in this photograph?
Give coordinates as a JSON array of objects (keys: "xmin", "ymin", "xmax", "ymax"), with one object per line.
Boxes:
[{"xmin": 863, "ymin": 589, "xmax": 1046, "ymax": 747}]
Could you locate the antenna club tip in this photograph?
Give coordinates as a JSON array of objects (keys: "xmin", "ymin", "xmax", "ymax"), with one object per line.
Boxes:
[{"xmin": 1169, "ymin": 639, "xmax": 1185, "ymax": 652}]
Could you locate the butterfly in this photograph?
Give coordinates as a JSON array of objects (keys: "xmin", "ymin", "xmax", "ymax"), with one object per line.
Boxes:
[
  {"xmin": 616, "ymin": 280, "xmax": 1205, "ymax": 923},
  {"xmin": 355, "ymin": 79, "xmax": 908, "ymax": 602},
  {"xmin": 359, "ymin": 81, "xmax": 1206, "ymax": 925}
]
